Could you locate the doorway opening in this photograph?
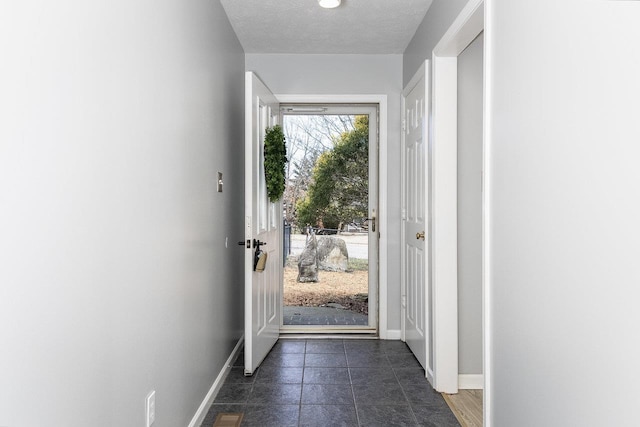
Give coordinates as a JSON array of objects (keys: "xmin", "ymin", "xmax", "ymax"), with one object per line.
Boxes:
[{"xmin": 280, "ymin": 104, "xmax": 378, "ymax": 334}]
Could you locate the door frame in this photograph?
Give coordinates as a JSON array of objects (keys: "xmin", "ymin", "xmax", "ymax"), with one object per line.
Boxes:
[
  {"xmin": 275, "ymin": 94, "xmax": 390, "ymax": 338},
  {"xmin": 430, "ymin": 0, "xmax": 486, "ymax": 406}
]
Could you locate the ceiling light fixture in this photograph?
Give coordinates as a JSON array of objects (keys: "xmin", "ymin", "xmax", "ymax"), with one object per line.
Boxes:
[{"xmin": 318, "ymin": 0, "xmax": 341, "ymax": 9}]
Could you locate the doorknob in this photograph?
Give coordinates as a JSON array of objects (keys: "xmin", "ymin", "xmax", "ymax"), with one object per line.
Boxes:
[{"xmin": 416, "ymin": 231, "xmax": 425, "ymax": 240}]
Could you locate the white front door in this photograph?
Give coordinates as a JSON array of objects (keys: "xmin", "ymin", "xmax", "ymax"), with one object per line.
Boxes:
[
  {"xmin": 401, "ymin": 62, "xmax": 430, "ymax": 373},
  {"xmin": 244, "ymin": 72, "xmax": 281, "ymax": 375}
]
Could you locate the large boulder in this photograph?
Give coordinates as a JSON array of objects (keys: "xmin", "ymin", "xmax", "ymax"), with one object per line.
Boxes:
[
  {"xmin": 297, "ymin": 233, "xmax": 318, "ymax": 282},
  {"xmin": 317, "ymin": 237, "xmax": 349, "ymax": 272}
]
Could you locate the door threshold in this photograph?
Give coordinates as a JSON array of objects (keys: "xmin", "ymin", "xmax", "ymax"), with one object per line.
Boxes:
[
  {"xmin": 280, "ymin": 332, "xmax": 378, "ymax": 340},
  {"xmin": 280, "ymin": 327, "xmax": 377, "ymax": 336}
]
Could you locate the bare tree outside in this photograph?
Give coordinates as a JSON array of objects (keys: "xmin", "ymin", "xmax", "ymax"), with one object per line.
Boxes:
[
  {"xmin": 282, "ymin": 114, "xmax": 358, "ymax": 230},
  {"xmin": 295, "ymin": 115, "xmax": 369, "ymax": 231}
]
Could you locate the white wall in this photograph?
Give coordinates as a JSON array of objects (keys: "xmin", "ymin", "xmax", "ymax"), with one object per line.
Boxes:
[
  {"xmin": 0, "ymin": 1, "xmax": 245, "ymax": 426},
  {"xmin": 487, "ymin": 0, "xmax": 640, "ymax": 425},
  {"xmin": 403, "ymin": 0, "xmax": 469, "ymax": 86},
  {"xmin": 457, "ymin": 32, "xmax": 483, "ymax": 376},
  {"xmin": 246, "ymin": 54, "xmax": 403, "ymax": 331}
]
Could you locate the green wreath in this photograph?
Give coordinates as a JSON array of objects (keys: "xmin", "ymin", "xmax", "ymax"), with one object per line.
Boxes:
[{"xmin": 263, "ymin": 124, "xmax": 287, "ymax": 202}]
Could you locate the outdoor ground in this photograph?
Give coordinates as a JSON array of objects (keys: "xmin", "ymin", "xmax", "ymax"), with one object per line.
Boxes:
[
  {"xmin": 283, "ymin": 261, "xmax": 369, "ymax": 315},
  {"xmin": 284, "ymin": 233, "xmax": 370, "ymax": 315}
]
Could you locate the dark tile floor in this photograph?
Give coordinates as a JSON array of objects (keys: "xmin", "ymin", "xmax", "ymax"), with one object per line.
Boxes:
[{"xmin": 201, "ymin": 339, "xmax": 460, "ymax": 427}]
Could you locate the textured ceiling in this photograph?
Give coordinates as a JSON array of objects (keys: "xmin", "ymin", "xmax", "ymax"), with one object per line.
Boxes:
[{"xmin": 220, "ymin": 0, "xmax": 433, "ymax": 54}]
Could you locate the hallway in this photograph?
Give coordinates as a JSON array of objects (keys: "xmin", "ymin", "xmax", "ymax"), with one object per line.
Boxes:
[{"xmin": 202, "ymin": 339, "xmax": 459, "ymax": 426}]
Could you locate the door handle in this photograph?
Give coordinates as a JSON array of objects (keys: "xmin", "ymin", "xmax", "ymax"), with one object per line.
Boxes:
[
  {"xmin": 239, "ymin": 239, "xmax": 267, "ymax": 249},
  {"xmin": 366, "ymin": 214, "xmax": 376, "ymax": 232},
  {"xmin": 416, "ymin": 231, "xmax": 425, "ymax": 240}
]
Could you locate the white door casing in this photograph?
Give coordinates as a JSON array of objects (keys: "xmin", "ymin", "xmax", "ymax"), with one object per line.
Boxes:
[
  {"xmin": 431, "ymin": 0, "xmax": 484, "ymax": 396},
  {"xmin": 401, "ymin": 61, "xmax": 430, "ymax": 375},
  {"xmin": 244, "ymin": 72, "xmax": 282, "ymax": 375}
]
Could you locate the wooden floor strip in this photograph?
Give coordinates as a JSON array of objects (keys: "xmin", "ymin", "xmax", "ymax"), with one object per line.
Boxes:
[{"xmin": 442, "ymin": 389, "xmax": 483, "ymax": 427}]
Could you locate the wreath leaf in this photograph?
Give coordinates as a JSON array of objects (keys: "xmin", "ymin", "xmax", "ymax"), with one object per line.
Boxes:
[{"xmin": 264, "ymin": 125, "xmax": 287, "ymax": 202}]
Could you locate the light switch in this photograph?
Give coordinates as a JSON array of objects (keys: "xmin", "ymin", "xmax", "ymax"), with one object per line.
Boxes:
[{"xmin": 217, "ymin": 172, "xmax": 223, "ymax": 192}]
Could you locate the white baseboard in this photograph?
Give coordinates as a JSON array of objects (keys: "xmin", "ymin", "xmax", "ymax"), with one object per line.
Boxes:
[
  {"xmin": 188, "ymin": 335, "xmax": 244, "ymax": 427},
  {"xmin": 427, "ymin": 367, "xmax": 434, "ymax": 386},
  {"xmin": 458, "ymin": 374, "xmax": 484, "ymax": 390},
  {"xmin": 384, "ymin": 329, "xmax": 402, "ymax": 340}
]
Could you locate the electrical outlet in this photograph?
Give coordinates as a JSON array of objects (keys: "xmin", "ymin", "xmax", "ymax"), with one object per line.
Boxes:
[{"xmin": 145, "ymin": 391, "xmax": 156, "ymax": 427}]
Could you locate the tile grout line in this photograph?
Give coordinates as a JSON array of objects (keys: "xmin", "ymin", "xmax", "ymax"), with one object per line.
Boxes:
[
  {"xmin": 391, "ymin": 359, "xmax": 422, "ymax": 426},
  {"xmin": 342, "ymin": 340, "xmax": 354, "ymax": 425},
  {"xmin": 301, "ymin": 340, "xmax": 309, "ymax": 427},
  {"xmin": 297, "ymin": 343, "xmax": 303, "ymax": 427},
  {"xmin": 347, "ymin": 348, "xmax": 363, "ymax": 427}
]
